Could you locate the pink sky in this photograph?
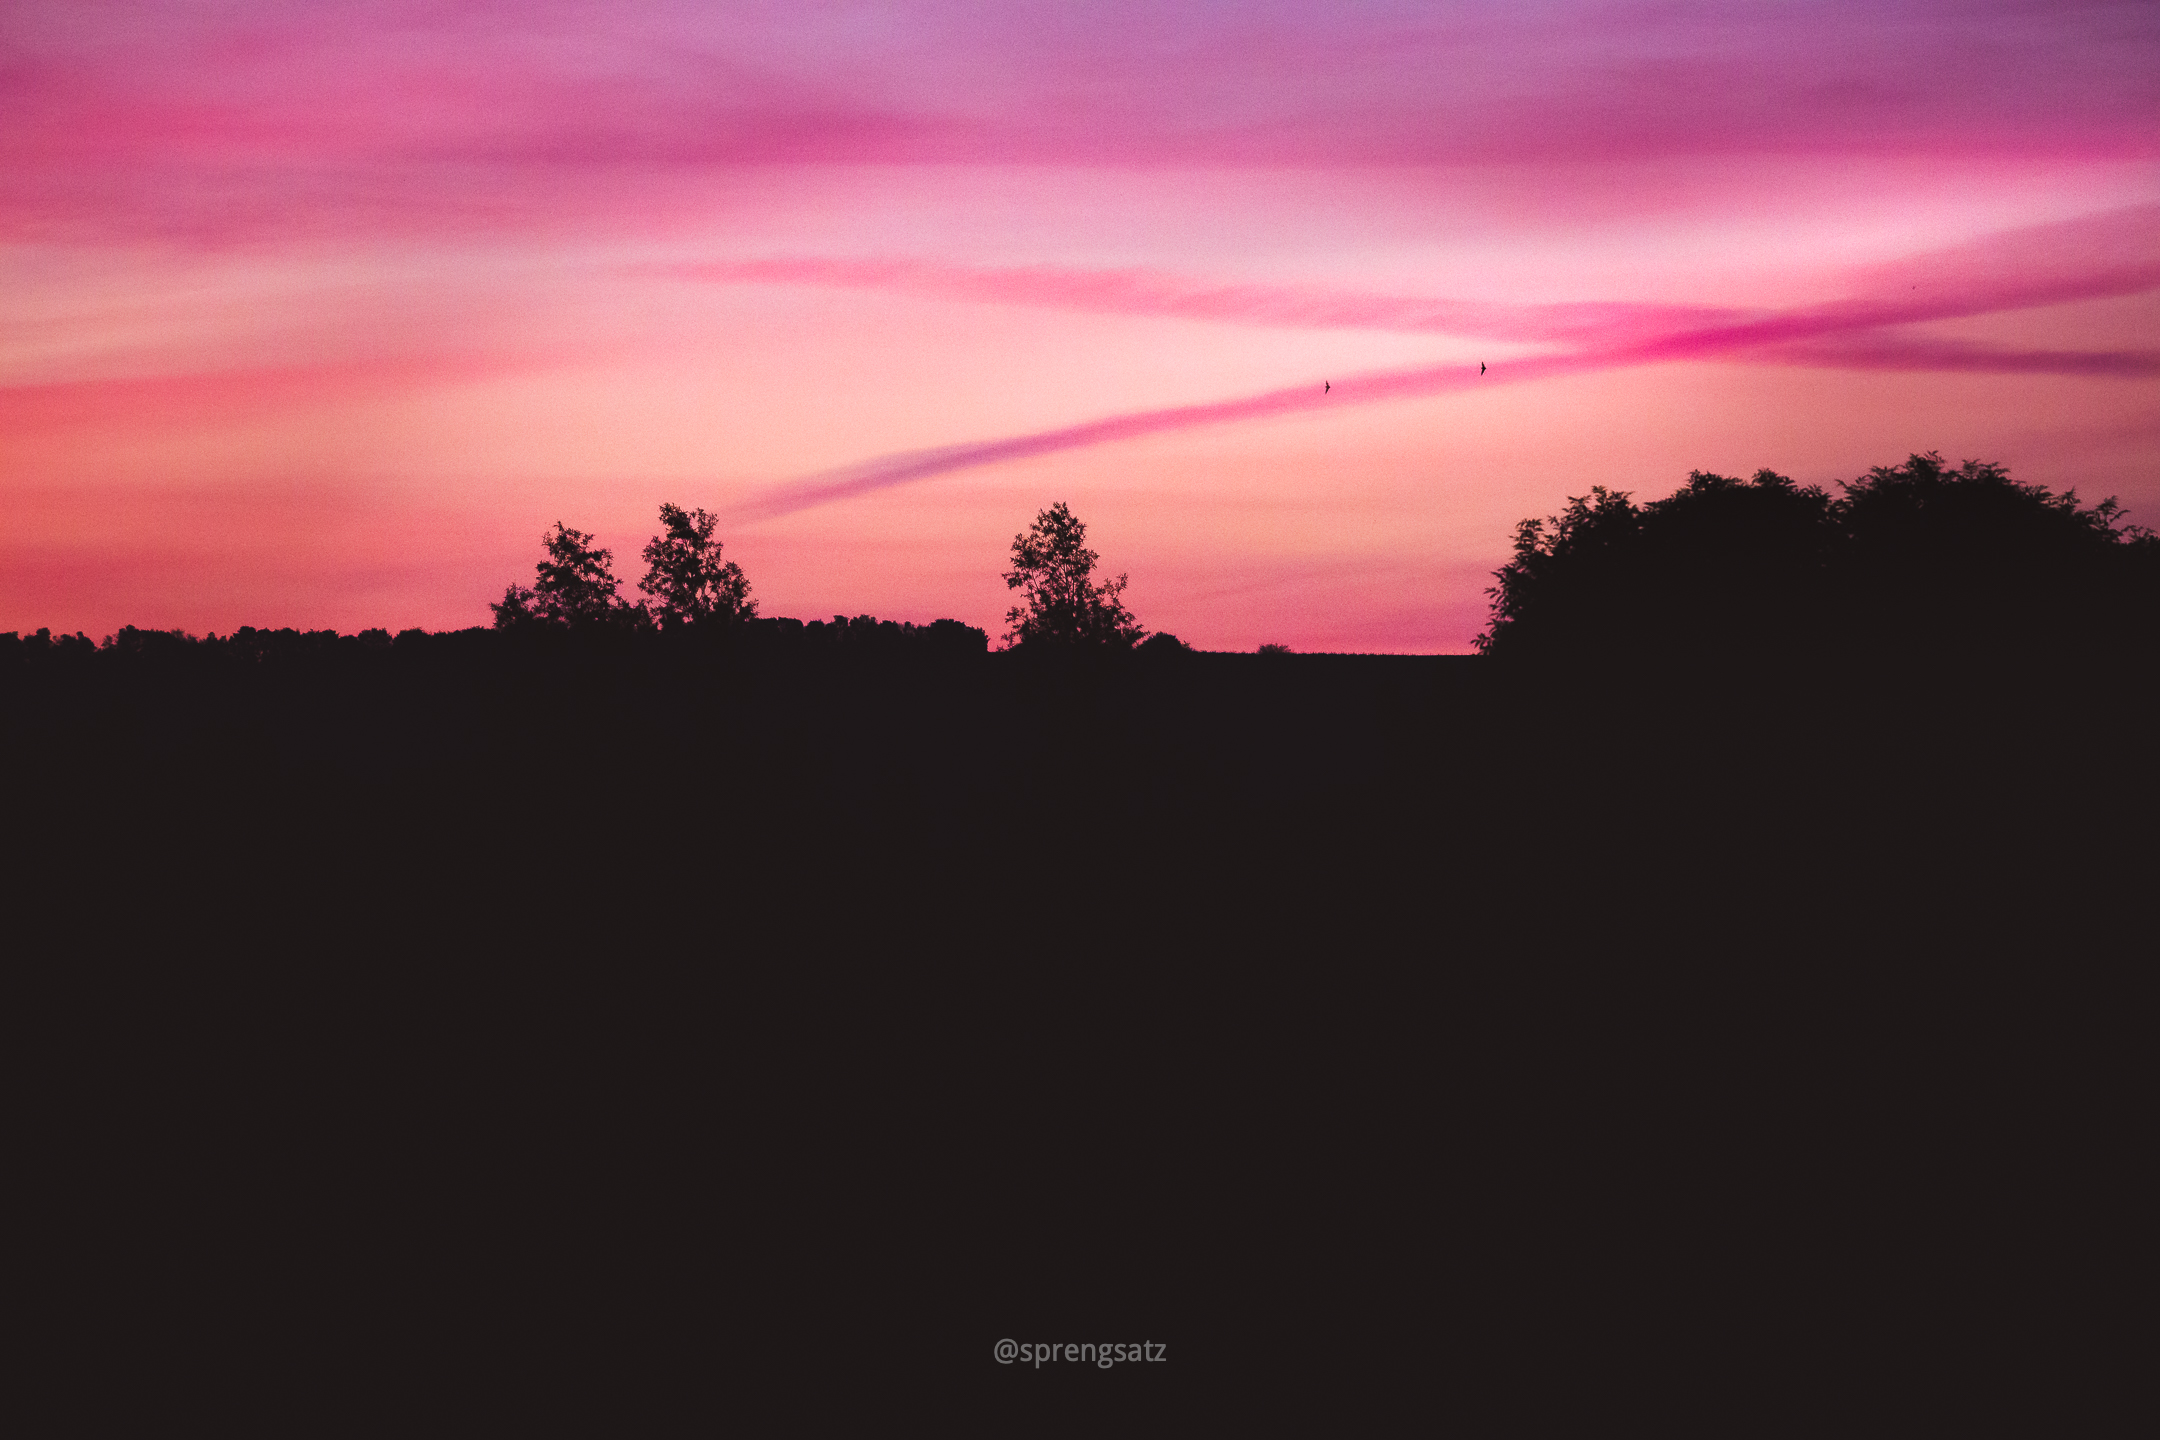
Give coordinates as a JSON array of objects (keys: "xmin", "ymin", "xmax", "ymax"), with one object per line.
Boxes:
[{"xmin": 5, "ymin": 1, "xmax": 2158, "ymax": 650}]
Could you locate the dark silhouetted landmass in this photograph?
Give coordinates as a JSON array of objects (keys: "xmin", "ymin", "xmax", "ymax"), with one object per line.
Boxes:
[
  {"xmin": 1480, "ymin": 452, "xmax": 2160, "ymax": 658},
  {"xmin": 8, "ymin": 466, "xmax": 2155, "ymax": 1434}
]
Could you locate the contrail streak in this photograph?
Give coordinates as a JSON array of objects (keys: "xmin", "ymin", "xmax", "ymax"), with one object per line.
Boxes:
[
  {"xmin": 734, "ymin": 306, "xmax": 2160, "ymax": 521},
  {"xmin": 730, "ymin": 203, "xmax": 2160, "ymax": 520}
]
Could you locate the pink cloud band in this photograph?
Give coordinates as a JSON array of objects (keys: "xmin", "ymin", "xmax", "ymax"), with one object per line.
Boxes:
[
  {"xmin": 646, "ymin": 258, "xmax": 1747, "ymax": 345},
  {"xmin": 733, "ymin": 206, "xmax": 2160, "ymax": 520}
]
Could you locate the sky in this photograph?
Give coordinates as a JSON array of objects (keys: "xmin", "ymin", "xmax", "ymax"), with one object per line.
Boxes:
[{"xmin": 5, "ymin": 1, "xmax": 2158, "ymax": 651}]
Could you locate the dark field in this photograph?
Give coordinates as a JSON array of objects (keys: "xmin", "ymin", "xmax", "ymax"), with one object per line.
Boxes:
[{"xmin": 8, "ymin": 630, "xmax": 2152, "ymax": 1433}]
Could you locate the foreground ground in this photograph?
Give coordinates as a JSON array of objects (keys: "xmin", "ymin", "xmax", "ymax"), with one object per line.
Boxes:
[{"xmin": 8, "ymin": 636, "xmax": 2152, "ymax": 1433}]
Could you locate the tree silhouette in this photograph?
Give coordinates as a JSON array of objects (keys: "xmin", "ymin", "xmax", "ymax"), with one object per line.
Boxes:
[
  {"xmin": 492, "ymin": 522, "xmax": 642, "ymax": 630},
  {"xmin": 1003, "ymin": 502, "xmax": 1144, "ymax": 649},
  {"xmin": 1838, "ymin": 453, "xmax": 2154, "ymax": 646},
  {"xmin": 1478, "ymin": 453, "xmax": 2157, "ymax": 658},
  {"xmin": 1478, "ymin": 470, "xmax": 1840, "ymax": 657},
  {"xmin": 638, "ymin": 504, "xmax": 755, "ymax": 628}
]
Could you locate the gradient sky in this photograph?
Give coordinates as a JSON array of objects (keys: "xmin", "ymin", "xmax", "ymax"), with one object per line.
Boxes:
[{"xmin": 6, "ymin": 1, "xmax": 2158, "ymax": 650}]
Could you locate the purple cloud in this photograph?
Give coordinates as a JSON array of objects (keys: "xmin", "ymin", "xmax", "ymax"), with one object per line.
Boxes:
[{"xmin": 7, "ymin": 3, "xmax": 2154, "ymax": 244}]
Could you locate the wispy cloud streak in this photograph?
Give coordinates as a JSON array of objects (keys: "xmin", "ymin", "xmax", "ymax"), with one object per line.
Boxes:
[
  {"xmin": 1764, "ymin": 339, "xmax": 2160, "ymax": 378},
  {"xmin": 674, "ymin": 200, "xmax": 2160, "ymax": 349},
  {"xmin": 743, "ymin": 328, "xmax": 2160, "ymax": 524},
  {"xmin": 0, "ymin": 353, "xmax": 535, "ymax": 437},
  {"xmin": 738, "ymin": 215, "xmax": 2160, "ymax": 524},
  {"xmin": 653, "ymin": 259, "xmax": 1746, "ymax": 344}
]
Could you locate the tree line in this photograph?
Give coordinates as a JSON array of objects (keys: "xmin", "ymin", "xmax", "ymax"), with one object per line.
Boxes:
[
  {"xmin": 7, "ymin": 452, "xmax": 2156, "ymax": 667},
  {"xmin": 486, "ymin": 497, "xmax": 1185, "ymax": 653},
  {"xmin": 491, "ymin": 505, "xmax": 755, "ymax": 632}
]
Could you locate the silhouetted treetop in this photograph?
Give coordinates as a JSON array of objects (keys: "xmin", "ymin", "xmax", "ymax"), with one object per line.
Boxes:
[
  {"xmin": 639, "ymin": 504, "xmax": 754, "ymax": 628},
  {"xmin": 1138, "ymin": 631, "xmax": 1191, "ymax": 657},
  {"xmin": 1479, "ymin": 453, "xmax": 2158, "ymax": 658},
  {"xmin": 493, "ymin": 522, "xmax": 645, "ymax": 631},
  {"xmin": 1003, "ymin": 502, "xmax": 1145, "ymax": 650},
  {"xmin": 1840, "ymin": 454, "xmax": 2138, "ymax": 575},
  {"xmin": 493, "ymin": 507, "xmax": 757, "ymax": 632}
]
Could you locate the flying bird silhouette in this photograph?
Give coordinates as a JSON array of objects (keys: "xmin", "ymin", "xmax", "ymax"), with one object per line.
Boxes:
[
  {"xmin": 1479, "ymin": 362, "xmax": 1486, "ymax": 376},
  {"xmin": 1323, "ymin": 381, "xmax": 1330, "ymax": 393}
]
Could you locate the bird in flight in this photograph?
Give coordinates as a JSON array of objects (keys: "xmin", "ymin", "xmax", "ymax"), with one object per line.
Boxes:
[
  {"xmin": 1324, "ymin": 381, "xmax": 1330, "ymax": 393},
  {"xmin": 1479, "ymin": 362, "xmax": 1486, "ymax": 376}
]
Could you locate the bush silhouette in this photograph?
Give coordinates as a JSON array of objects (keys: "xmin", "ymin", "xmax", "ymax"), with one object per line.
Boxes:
[
  {"xmin": 1138, "ymin": 632, "xmax": 1191, "ymax": 657},
  {"xmin": 1839, "ymin": 454, "xmax": 2155, "ymax": 648},
  {"xmin": 1478, "ymin": 453, "xmax": 2158, "ymax": 659}
]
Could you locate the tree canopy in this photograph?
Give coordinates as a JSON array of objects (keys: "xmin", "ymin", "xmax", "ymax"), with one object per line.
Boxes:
[
  {"xmin": 1478, "ymin": 453, "xmax": 2159, "ymax": 659},
  {"xmin": 1003, "ymin": 502, "xmax": 1145, "ymax": 649},
  {"xmin": 492, "ymin": 522, "xmax": 639, "ymax": 630},
  {"xmin": 493, "ymin": 505, "xmax": 756, "ymax": 632},
  {"xmin": 639, "ymin": 504, "xmax": 755, "ymax": 627}
]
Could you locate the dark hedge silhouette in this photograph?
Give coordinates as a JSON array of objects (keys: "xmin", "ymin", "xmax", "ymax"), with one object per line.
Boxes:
[
  {"xmin": 770, "ymin": 613, "xmax": 989, "ymax": 658},
  {"xmin": 1478, "ymin": 452, "xmax": 2160, "ymax": 659},
  {"xmin": 0, "ymin": 615, "xmax": 992, "ymax": 689}
]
